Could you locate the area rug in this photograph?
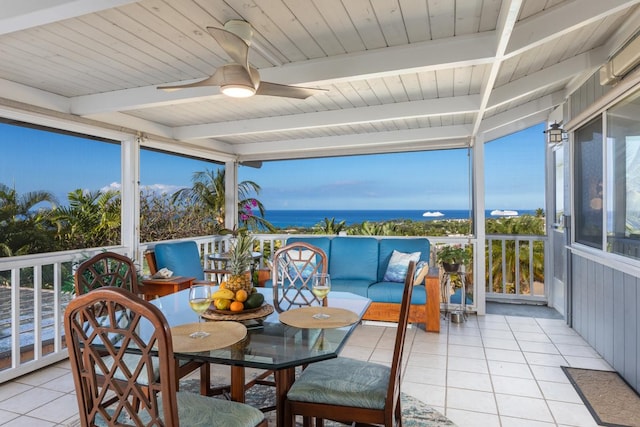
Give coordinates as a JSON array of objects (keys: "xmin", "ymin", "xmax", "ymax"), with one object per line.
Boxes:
[
  {"xmin": 179, "ymin": 378, "xmax": 456, "ymax": 426},
  {"xmin": 562, "ymin": 366, "xmax": 640, "ymax": 427}
]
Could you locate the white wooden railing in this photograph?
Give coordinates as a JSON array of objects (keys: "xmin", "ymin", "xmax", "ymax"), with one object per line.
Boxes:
[{"xmin": 0, "ymin": 232, "xmax": 545, "ymax": 382}]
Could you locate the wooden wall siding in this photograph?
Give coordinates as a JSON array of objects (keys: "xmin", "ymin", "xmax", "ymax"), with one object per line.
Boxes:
[
  {"xmin": 571, "ymin": 254, "xmax": 639, "ymax": 392},
  {"xmin": 569, "ymin": 73, "xmax": 611, "ymax": 120}
]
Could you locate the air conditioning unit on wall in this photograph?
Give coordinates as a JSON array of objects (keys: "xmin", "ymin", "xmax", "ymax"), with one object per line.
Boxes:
[{"xmin": 600, "ymin": 33, "xmax": 640, "ymax": 85}]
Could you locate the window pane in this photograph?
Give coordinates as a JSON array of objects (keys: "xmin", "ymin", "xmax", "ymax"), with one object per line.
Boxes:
[
  {"xmin": 574, "ymin": 118, "xmax": 603, "ymax": 248},
  {"xmin": 606, "ymin": 91, "xmax": 640, "ymax": 259},
  {"xmin": 554, "ymin": 148, "xmax": 564, "ymax": 226}
]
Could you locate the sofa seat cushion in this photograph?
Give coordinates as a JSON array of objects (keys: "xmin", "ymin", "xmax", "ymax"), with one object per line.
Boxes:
[
  {"xmin": 330, "ymin": 279, "xmax": 374, "ymax": 298},
  {"xmin": 367, "ymin": 281, "xmax": 427, "ymax": 305}
]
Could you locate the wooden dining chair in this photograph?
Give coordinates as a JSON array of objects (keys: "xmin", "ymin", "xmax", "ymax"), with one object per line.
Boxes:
[
  {"xmin": 74, "ymin": 251, "xmax": 209, "ymax": 394},
  {"xmin": 284, "ymin": 260, "xmax": 417, "ymax": 427},
  {"xmin": 271, "ymin": 241, "xmax": 329, "ymax": 312},
  {"xmin": 65, "ymin": 286, "xmax": 268, "ymax": 427}
]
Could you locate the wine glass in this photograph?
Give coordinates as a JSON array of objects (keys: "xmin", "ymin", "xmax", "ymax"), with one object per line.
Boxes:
[
  {"xmin": 311, "ymin": 273, "xmax": 331, "ymax": 319},
  {"xmin": 188, "ymin": 284, "xmax": 212, "ymax": 338}
]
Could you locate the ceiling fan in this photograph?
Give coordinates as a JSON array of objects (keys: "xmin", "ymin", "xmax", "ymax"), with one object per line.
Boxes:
[{"xmin": 158, "ymin": 20, "xmax": 326, "ymax": 99}]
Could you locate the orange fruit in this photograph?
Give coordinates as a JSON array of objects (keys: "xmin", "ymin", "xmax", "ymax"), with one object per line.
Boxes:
[
  {"xmin": 230, "ymin": 301, "xmax": 244, "ymax": 312},
  {"xmin": 235, "ymin": 289, "xmax": 248, "ymax": 302}
]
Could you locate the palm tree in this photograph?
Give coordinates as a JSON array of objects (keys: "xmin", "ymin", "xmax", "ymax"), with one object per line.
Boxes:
[
  {"xmin": 0, "ymin": 183, "xmax": 58, "ymax": 256},
  {"xmin": 314, "ymin": 217, "xmax": 346, "ymax": 235},
  {"xmin": 51, "ymin": 189, "xmax": 121, "ymax": 249},
  {"xmin": 171, "ymin": 168, "xmax": 274, "ymax": 232}
]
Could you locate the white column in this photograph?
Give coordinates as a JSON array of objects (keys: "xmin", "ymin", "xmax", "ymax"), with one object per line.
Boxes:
[
  {"xmin": 225, "ymin": 160, "xmax": 238, "ymax": 230},
  {"xmin": 121, "ymin": 135, "xmax": 140, "ymax": 261},
  {"xmin": 472, "ymin": 136, "xmax": 486, "ymax": 315}
]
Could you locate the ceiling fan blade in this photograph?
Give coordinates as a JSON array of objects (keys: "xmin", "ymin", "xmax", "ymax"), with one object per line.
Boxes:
[
  {"xmin": 157, "ymin": 72, "xmax": 224, "ymax": 91},
  {"xmin": 207, "ymin": 26, "xmax": 250, "ymax": 73},
  {"xmin": 256, "ymin": 82, "xmax": 328, "ymax": 99}
]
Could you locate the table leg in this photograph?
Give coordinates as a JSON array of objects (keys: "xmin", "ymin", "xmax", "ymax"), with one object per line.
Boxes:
[
  {"xmin": 275, "ymin": 368, "xmax": 295, "ymax": 427},
  {"xmin": 230, "ymin": 365, "xmax": 246, "ymax": 403}
]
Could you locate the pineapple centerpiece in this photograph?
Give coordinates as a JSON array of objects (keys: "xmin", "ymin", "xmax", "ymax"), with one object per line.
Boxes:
[{"xmin": 225, "ymin": 231, "xmax": 255, "ymax": 294}]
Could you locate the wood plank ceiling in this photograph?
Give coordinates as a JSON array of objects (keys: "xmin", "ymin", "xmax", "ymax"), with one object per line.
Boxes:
[{"xmin": 1, "ymin": 0, "xmax": 639, "ymax": 162}]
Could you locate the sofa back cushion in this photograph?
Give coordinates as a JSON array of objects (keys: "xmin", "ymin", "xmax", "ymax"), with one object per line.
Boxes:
[
  {"xmin": 286, "ymin": 237, "xmax": 332, "ymax": 260},
  {"xmin": 377, "ymin": 238, "xmax": 430, "ymax": 282},
  {"xmin": 154, "ymin": 240, "xmax": 204, "ymax": 281},
  {"xmin": 329, "ymin": 237, "xmax": 378, "ymax": 281}
]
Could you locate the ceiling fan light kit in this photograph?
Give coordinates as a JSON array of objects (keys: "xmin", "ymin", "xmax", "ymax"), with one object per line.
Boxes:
[
  {"xmin": 221, "ymin": 84, "xmax": 256, "ymax": 98},
  {"xmin": 157, "ymin": 20, "xmax": 326, "ymax": 100}
]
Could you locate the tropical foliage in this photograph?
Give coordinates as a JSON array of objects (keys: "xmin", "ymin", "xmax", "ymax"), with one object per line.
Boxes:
[{"xmin": 171, "ymin": 169, "xmax": 274, "ymax": 232}]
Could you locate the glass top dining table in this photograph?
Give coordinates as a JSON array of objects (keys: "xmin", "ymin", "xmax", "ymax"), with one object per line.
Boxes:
[{"xmin": 150, "ymin": 286, "xmax": 371, "ymax": 426}]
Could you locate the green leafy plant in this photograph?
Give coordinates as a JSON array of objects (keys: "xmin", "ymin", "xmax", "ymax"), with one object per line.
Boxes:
[{"xmin": 436, "ymin": 244, "xmax": 471, "ymax": 266}]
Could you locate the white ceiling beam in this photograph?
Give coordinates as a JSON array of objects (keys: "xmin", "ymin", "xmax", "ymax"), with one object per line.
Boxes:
[
  {"xmin": 506, "ymin": 0, "xmax": 640, "ymax": 58},
  {"xmin": 482, "ymin": 111, "xmax": 550, "ymax": 144},
  {"xmin": 480, "ymin": 91, "xmax": 565, "ymax": 134},
  {"xmin": 0, "ymin": 78, "xmax": 70, "ymax": 112},
  {"xmin": 471, "ymin": 0, "xmax": 523, "ymax": 136},
  {"xmin": 233, "ymin": 125, "xmax": 472, "ymax": 159},
  {"xmin": 174, "ymin": 95, "xmax": 480, "ymax": 140},
  {"xmin": 71, "ymin": 33, "xmax": 496, "ymax": 116},
  {"xmin": 0, "ymin": 0, "xmax": 140, "ymax": 35},
  {"xmin": 488, "ymin": 48, "xmax": 606, "ymax": 109}
]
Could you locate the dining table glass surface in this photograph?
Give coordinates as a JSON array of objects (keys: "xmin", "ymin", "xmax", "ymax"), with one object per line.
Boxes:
[{"xmin": 150, "ymin": 287, "xmax": 371, "ymax": 370}]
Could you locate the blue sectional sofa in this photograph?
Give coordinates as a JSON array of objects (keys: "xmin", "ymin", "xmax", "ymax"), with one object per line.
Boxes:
[{"xmin": 275, "ymin": 236, "xmax": 440, "ymax": 332}]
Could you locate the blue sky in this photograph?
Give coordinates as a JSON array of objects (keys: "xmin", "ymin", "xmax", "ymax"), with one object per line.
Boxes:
[{"xmin": 0, "ymin": 122, "xmax": 545, "ymax": 211}]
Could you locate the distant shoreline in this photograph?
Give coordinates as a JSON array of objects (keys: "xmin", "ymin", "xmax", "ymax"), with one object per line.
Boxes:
[{"xmin": 262, "ymin": 209, "xmax": 538, "ymax": 229}]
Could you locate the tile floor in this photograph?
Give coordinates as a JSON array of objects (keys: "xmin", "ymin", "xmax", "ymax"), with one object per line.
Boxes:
[{"xmin": 0, "ymin": 312, "xmax": 612, "ymax": 426}]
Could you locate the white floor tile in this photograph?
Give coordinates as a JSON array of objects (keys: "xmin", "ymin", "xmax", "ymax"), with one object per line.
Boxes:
[
  {"xmin": 491, "ymin": 375, "xmax": 543, "ymax": 398},
  {"xmin": 487, "ymin": 360, "xmax": 533, "ymax": 379},
  {"xmin": 495, "ymin": 394, "xmax": 554, "ymax": 422},
  {"xmin": 27, "ymin": 394, "xmax": 78, "ymax": 423},
  {"xmin": 513, "ymin": 331, "xmax": 552, "ymax": 343},
  {"xmin": 546, "ymin": 400, "xmax": 600, "ymax": 426},
  {"xmin": 447, "ymin": 344, "xmax": 486, "ymax": 359},
  {"xmin": 563, "ymin": 356, "xmax": 613, "ymax": 371},
  {"xmin": 448, "ymin": 355, "xmax": 489, "ymax": 374},
  {"xmin": 446, "ymin": 387, "xmax": 498, "ymax": 414},
  {"xmin": 537, "ymin": 380, "xmax": 583, "ymax": 403},
  {"xmin": 485, "ymin": 348, "xmax": 527, "ymax": 363},
  {"xmin": 404, "ymin": 365, "xmax": 447, "ymax": 386},
  {"xmin": 0, "ymin": 415, "xmax": 56, "ymax": 426},
  {"xmin": 555, "ymin": 343, "xmax": 601, "ymax": 358},
  {"xmin": 403, "ymin": 381, "xmax": 446, "ymax": 407},
  {"xmin": 518, "ymin": 341, "xmax": 559, "ymax": 354},
  {"xmin": 446, "ymin": 408, "xmax": 501, "ymax": 427},
  {"xmin": 482, "ymin": 337, "xmax": 521, "ymax": 351},
  {"xmin": 0, "ymin": 387, "xmax": 64, "ymax": 414},
  {"xmin": 500, "ymin": 416, "xmax": 556, "ymax": 426},
  {"xmin": 447, "ymin": 370, "xmax": 493, "ymax": 392},
  {"xmin": 524, "ymin": 352, "xmax": 568, "ymax": 367},
  {"xmin": 529, "ymin": 365, "xmax": 571, "ymax": 383}
]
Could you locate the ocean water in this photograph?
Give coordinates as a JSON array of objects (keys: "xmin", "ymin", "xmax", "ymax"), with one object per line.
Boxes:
[{"xmin": 263, "ymin": 209, "xmax": 537, "ymax": 228}]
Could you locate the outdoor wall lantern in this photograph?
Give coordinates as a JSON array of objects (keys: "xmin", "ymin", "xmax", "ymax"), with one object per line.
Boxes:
[{"xmin": 544, "ymin": 122, "xmax": 568, "ymax": 145}]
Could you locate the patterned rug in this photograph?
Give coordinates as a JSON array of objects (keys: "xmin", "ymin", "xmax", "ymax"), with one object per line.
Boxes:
[
  {"xmin": 65, "ymin": 376, "xmax": 456, "ymax": 426},
  {"xmin": 179, "ymin": 378, "xmax": 456, "ymax": 427}
]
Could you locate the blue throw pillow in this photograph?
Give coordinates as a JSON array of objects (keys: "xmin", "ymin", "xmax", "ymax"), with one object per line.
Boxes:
[{"xmin": 383, "ymin": 250, "xmax": 421, "ymax": 282}]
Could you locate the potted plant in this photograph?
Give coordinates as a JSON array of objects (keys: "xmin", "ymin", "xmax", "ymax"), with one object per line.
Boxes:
[{"xmin": 437, "ymin": 244, "xmax": 470, "ymax": 272}]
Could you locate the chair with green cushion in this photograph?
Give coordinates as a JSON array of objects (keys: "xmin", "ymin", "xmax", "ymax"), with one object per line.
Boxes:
[
  {"xmin": 74, "ymin": 251, "xmax": 207, "ymax": 395},
  {"xmin": 284, "ymin": 261, "xmax": 416, "ymax": 427},
  {"xmin": 65, "ymin": 286, "xmax": 267, "ymax": 427}
]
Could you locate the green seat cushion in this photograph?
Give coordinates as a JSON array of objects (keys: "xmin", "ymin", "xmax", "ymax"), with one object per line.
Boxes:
[
  {"xmin": 95, "ymin": 391, "xmax": 264, "ymax": 426},
  {"xmin": 287, "ymin": 357, "xmax": 390, "ymax": 410}
]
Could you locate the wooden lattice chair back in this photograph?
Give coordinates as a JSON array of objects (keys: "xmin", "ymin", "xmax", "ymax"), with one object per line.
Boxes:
[
  {"xmin": 64, "ymin": 287, "xmax": 268, "ymax": 427},
  {"xmin": 74, "ymin": 251, "xmax": 139, "ymax": 295},
  {"xmin": 271, "ymin": 242, "xmax": 328, "ymax": 312},
  {"xmin": 65, "ymin": 286, "xmax": 178, "ymax": 426}
]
